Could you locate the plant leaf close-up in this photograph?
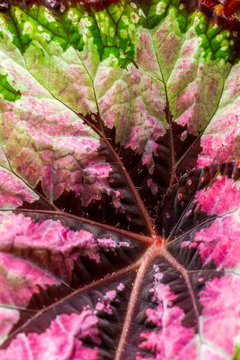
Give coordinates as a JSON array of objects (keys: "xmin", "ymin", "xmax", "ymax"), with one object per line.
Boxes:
[{"xmin": 0, "ymin": 0, "xmax": 240, "ymax": 358}]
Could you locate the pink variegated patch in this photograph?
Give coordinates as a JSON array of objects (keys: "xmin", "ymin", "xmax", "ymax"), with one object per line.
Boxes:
[
  {"xmin": 200, "ymin": 275, "xmax": 240, "ymax": 356},
  {"xmin": 196, "ymin": 175, "xmax": 240, "ymax": 216},
  {"xmin": 0, "ymin": 311, "xmax": 100, "ymax": 360},
  {"xmin": 0, "ymin": 169, "xmax": 39, "ymax": 209},
  {"xmin": 137, "ymin": 270, "xmax": 196, "ymax": 360},
  {"xmin": 0, "ymin": 251, "xmax": 58, "ymax": 341},
  {"xmin": 0, "ymin": 213, "xmax": 128, "ymax": 279},
  {"xmin": 188, "ymin": 214, "xmax": 240, "ymax": 268}
]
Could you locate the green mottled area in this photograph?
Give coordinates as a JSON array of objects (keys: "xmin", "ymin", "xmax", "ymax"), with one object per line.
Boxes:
[
  {"xmin": 145, "ymin": 0, "xmax": 188, "ymax": 31},
  {"xmin": 89, "ymin": 0, "xmax": 236, "ymax": 64},
  {"xmin": 194, "ymin": 12, "xmax": 235, "ymax": 61},
  {"xmin": 6, "ymin": 11, "xmax": 32, "ymax": 54},
  {"xmin": 53, "ymin": 7, "xmax": 84, "ymax": 51},
  {"xmin": 28, "ymin": 6, "xmax": 70, "ymax": 50},
  {"xmin": 0, "ymin": 74, "xmax": 21, "ymax": 102},
  {"xmin": 3, "ymin": 1, "xmax": 146, "ymax": 66},
  {"xmin": 83, "ymin": 15, "xmax": 104, "ymax": 58},
  {"xmin": 1, "ymin": 0, "xmax": 237, "ymax": 65},
  {"xmin": 90, "ymin": 1, "xmax": 146, "ymax": 65},
  {"xmin": 10, "ymin": 6, "xmax": 70, "ymax": 52},
  {"xmin": 145, "ymin": 0, "xmax": 235, "ymax": 61},
  {"xmin": 4, "ymin": 5, "xmax": 85, "ymax": 54}
]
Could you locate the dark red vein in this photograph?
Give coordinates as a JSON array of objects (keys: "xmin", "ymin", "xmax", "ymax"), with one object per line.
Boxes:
[
  {"xmin": 102, "ymin": 136, "xmax": 155, "ymax": 236},
  {"xmin": 115, "ymin": 243, "xmax": 159, "ymax": 360},
  {"xmin": 115, "ymin": 240, "xmax": 202, "ymax": 359},
  {"xmin": 161, "ymin": 246, "xmax": 200, "ymax": 333},
  {"xmin": 75, "ymin": 113, "xmax": 156, "ymax": 237}
]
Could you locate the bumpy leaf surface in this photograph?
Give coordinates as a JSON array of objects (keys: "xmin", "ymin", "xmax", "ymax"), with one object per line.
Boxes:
[{"xmin": 0, "ymin": 0, "xmax": 240, "ymax": 359}]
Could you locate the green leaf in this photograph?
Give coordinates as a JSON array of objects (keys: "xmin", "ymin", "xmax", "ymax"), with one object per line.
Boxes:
[{"xmin": 0, "ymin": 73, "xmax": 21, "ymax": 102}]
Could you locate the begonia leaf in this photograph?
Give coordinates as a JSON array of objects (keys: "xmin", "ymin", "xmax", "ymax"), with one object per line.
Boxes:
[{"xmin": 0, "ymin": 0, "xmax": 240, "ymax": 359}]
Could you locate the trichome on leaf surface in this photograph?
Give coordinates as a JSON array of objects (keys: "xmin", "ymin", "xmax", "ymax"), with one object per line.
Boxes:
[{"xmin": 0, "ymin": 0, "xmax": 240, "ymax": 359}]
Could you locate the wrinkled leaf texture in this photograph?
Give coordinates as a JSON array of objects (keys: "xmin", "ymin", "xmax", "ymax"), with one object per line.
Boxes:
[{"xmin": 0, "ymin": 0, "xmax": 240, "ymax": 359}]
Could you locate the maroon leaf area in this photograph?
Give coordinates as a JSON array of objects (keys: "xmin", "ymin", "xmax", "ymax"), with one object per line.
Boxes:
[
  {"xmin": 1, "ymin": 159, "xmax": 240, "ymax": 359},
  {"xmin": 54, "ymin": 120, "xmax": 201, "ymax": 227},
  {"xmin": 1, "ymin": 273, "xmax": 136, "ymax": 360}
]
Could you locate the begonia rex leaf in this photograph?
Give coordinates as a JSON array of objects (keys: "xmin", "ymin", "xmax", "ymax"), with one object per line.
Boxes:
[{"xmin": 0, "ymin": 0, "xmax": 240, "ymax": 359}]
